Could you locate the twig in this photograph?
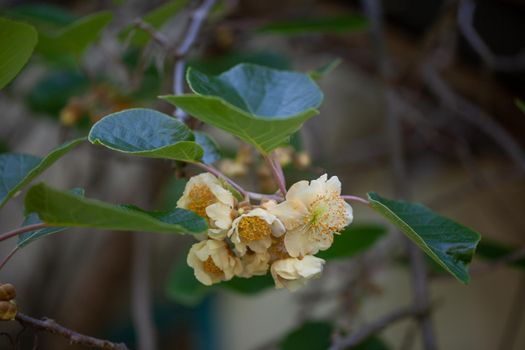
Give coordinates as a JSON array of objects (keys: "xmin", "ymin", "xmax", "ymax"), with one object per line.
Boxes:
[
  {"xmin": 173, "ymin": 0, "xmax": 217, "ymax": 121},
  {"xmin": 131, "ymin": 233, "xmax": 157, "ymax": 350},
  {"xmin": 0, "ymin": 223, "xmax": 50, "ymax": 242},
  {"xmin": 457, "ymin": 0, "xmax": 525, "ymax": 72},
  {"xmin": 194, "ymin": 162, "xmax": 249, "ymax": 199},
  {"xmin": 15, "ymin": 312, "xmax": 128, "ymax": 350},
  {"xmin": 264, "ymin": 154, "xmax": 287, "ymax": 196},
  {"xmin": 0, "ymin": 246, "xmax": 19, "ymax": 270},
  {"xmin": 341, "ymin": 195, "xmax": 370, "ymax": 205},
  {"xmin": 329, "ymin": 307, "xmax": 418, "ymax": 350},
  {"xmin": 132, "ymin": 19, "xmax": 169, "ymax": 48}
]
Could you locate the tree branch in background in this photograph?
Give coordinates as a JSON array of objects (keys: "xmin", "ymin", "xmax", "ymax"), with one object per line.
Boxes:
[
  {"xmin": 132, "ymin": 19, "xmax": 169, "ymax": 48},
  {"xmin": 173, "ymin": 0, "xmax": 217, "ymax": 121},
  {"xmin": 15, "ymin": 312, "xmax": 129, "ymax": 350}
]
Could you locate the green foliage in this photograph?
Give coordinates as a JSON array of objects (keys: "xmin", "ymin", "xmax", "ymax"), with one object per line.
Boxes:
[
  {"xmin": 317, "ymin": 224, "xmax": 387, "ymax": 260},
  {"xmin": 222, "ymin": 274, "xmax": 274, "ymax": 294},
  {"xmin": 6, "ymin": 4, "xmax": 76, "ymax": 33},
  {"xmin": 367, "ymin": 192, "xmax": 481, "ymax": 283},
  {"xmin": 165, "ymin": 252, "xmax": 211, "ymax": 306},
  {"xmin": 24, "ymin": 183, "xmax": 207, "ymax": 234},
  {"xmin": 0, "ymin": 138, "xmax": 85, "ymax": 209},
  {"xmin": 280, "ymin": 321, "xmax": 333, "ymax": 350},
  {"xmin": 194, "ymin": 131, "xmax": 221, "ymax": 164},
  {"xmin": 37, "ymin": 11, "xmax": 113, "ymax": 59},
  {"xmin": 517, "ymin": 99, "xmax": 525, "ymax": 114},
  {"xmin": 476, "ymin": 239, "xmax": 525, "ymax": 270},
  {"xmin": 0, "ymin": 17, "xmax": 38, "ymax": 89},
  {"xmin": 188, "ymin": 51, "xmax": 290, "ymax": 75},
  {"xmin": 162, "ymin": 63, "xmax": 323, "ymax": 153},
  {"xmin": 258, "ymin": 15, "xmax": 368, "ymax": 35},
  {"xmin": 17, "ymin": 188, "xmax": 85, "ymax": 248},
  {"xmin": 308, "ymin": 58, "xmax": 342, "ymax": 80},
  {"xmin": 122, "ymin": 0, "xmax": 189, "ymax": 45},
  {"xmin": 88, "ymin": 108, "xmax": 203, "ymax": 162}
]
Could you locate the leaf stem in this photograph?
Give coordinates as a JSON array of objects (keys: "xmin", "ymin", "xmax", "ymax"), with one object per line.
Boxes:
[
  {"xmin": 264, "ymin": 153, "xmax": 287, "ymax": 196},
  {"xmin": 194, "ymin": 162, "xmax": 249, "ymax": 200},
  {"xmin": 0, "ymin": 223, "xmax": 49, "ymax": 242},
  {"xmin": 341, "ymin": 195, "xmax": 370, "ymax": 205},
  {"xmin": 0, "ymin": 246, "xmax": 19, "ymax": 270}
]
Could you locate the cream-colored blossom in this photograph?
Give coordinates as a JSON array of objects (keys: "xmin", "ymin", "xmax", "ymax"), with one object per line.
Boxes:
[
  {"xmin": 270, "ymin": 256, "xmax": 325, "ymax": 291},
  {"xmin": 187, "ymin": 239, "xmax": 242, "ymax": 286},
  {"xmin": 268, "ymin": 174, "xmax": 353, "ymax": 257},
  {"xmin": 238, "ymin": 251, "xmax": 271, "ymax": 278},
  {"xmin": 177, "ymin": 172, "xmax": 235, "ymax": 239},
  {"xmin": 228, "ymin": 208, "xmax": 285, "ymax": 256}
]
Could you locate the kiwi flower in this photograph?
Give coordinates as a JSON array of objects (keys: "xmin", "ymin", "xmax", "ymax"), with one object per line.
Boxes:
[
  {"xmin": 268, "ymin": 174, "xmax": 353, "ymax": 257},
  {"xmin": 187, "ymin": 239, "xmax": 242, "ymax": 286},
  {"xmin": 270, "ymin": 256, "xmax": 325, "ymax": 291},
  {"xmin": 177, "ymin": 172, "xmax": 235, "ymax": 239}
]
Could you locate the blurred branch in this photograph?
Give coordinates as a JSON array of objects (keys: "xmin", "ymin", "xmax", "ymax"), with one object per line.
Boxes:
[
  {"xmin": 173, "ymin": 0, "xmax": 217, "ymax": 121},
  {"xmin": 458, "ymin": 0, "xmax": 525, "ymax": 72},
  {"xmin": 133, "ymin": 19, "xmax": 169, "ymax": 48},
  {"xmin": 329, "ymin": 306, "xmax": 420, "ymax": 350},
  {"xmin": 15, "ymin": 312, "xmax": 128, "ymax": 350},
  {"xmin": 0, "ymin": 223, "xmax": 49, "ymax": 243}
]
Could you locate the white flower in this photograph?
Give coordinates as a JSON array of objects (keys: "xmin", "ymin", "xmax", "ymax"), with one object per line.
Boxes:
[
  {"xmin": 270, "ymin": 256, "xmax": 325, "ymax": 291},
  {"xmin": 268, "ymin": 174, "xmax": 353, "ymax": 257},
  {"xmin": 238, "ymin": 251, "xmax": 271, "ymax": 278},
  {"xmin": 187, "ymin": 239, "xmax": 242, "ymax": 286},
  {"xmin": 177, "ymin": 172, "xmax": 235, "ymax": 239},
  {"xmin": 228, "ymin": 208, "xmax": 285, "ymax": 256}
]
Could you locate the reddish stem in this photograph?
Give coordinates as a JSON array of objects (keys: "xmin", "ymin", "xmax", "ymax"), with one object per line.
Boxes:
[
  {"xmin": 0, "ymin": 223, "xmax": 49, "ymax": 242},
  {"xmin": 341, "ymin": 195, "xmax": 370, "ymax": 205}
]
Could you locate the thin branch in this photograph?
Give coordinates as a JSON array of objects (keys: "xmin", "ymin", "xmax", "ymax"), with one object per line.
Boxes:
[
  {"xmin": 0, "ymin": 246, "xmax": 19, "ymax": 270},
  {"xmin": 341, "ymin": 195, "xmax": 370, "ymax": 205},
  {"xmin": 0, "ymin": 223, "xmax": 49, "ymax": 243},
  {"xmin": 329, "ymin": 307, "xmax": 419, "ymax": 350},
  {"xmin": 173, "ymin": 0, "xmax": 217, "ymax": 120},
  {"xmin": 194, "ymin": 162, "xmax": 249, "ymax": 199},
  {"xmin": 15, "ymin": 312, "xmax": 129, "ymax": 350},
  {"xmin": 132, "ymin": 19, "xmax": 169, "ymax": 48},
  {"xmin": 264, "ymin": 154, "xmax": 287, "ymax": 196}
]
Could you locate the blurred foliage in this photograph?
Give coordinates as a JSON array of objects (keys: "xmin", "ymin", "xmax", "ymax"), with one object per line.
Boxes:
[{"xmin": 258, "ymin": 15, "xmax": 369, "ymax": 35}]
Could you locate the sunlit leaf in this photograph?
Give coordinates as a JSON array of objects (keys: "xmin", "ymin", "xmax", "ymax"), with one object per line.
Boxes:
[
  {"xmin": 0, "ymin": 138, "xmax": 85, "ymax": 209},
  {"xmin": 0, "ymin": 17, "xmax": 38, "ymax": 89},
  {"xmin": 368, "ymin": 192, "xmax": 481, "ymax": 283}
]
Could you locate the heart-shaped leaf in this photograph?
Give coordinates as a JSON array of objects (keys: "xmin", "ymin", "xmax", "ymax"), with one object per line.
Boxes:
[
  {"xmin": 25, "ymin": 183, "xmax": 207, "ymax": 234},
  {"xmin": 0, "ymin": 17, "xmax": 38, "ymax": 89},
  {"xmin": 88, "ymin": 108, "xmax": 203, "ymax": 162},
  {"xmin": 0, "ymin": 137, "xmax": 85, "ymax": 209},
  {"xmin": 368, "ymin": 192, "xmax": 481, "ymax": 283},
  {"xmin": 162, "ymin": 63, "xmax": 323, "ymax": 153}
]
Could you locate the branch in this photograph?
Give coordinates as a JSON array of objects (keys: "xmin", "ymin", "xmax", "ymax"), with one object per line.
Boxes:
[
  {"xmin": 15, "ymin": 312, "xmax": 129, "ymax": 350},
  {"xmin": 264, "ymin": 154, "xmax": 287, "ymax": 196},
  {"xmin": 132, "ymin": 19, "xmax": 169, "ymax": 48},
  {"xmin": 329, "ymin": 307, "xmax": 419, "ymax": 350},
  {"xmin": 0, "ymin": 223, "xmax": 49, "ymax": 242},
  {"xmin": 0, "ymin": 246, "xmax": 19, "ymax": 270},
  {"xmin": 341, "ymin": 195, "xmax": 370, "ymax": 205},
  {"xmin": 173, "ymin": 0, "xmax": 217, "ymax": 120},
  {"xmin": 194, "ymin": 162, "xmax": 249, "ymax": 199}
]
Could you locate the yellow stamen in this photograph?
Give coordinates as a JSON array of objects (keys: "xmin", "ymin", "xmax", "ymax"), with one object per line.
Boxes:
[
  {"xmin": 203, "ymin": 256, "xmax": 222, "ymax": 275},
  {"xmin": 187, "ymin": 184, "xmax": 217, "ymax": 219},
  {"xmin": 237, "ymin": 216, "xmax": 272, "ymax": 243}
]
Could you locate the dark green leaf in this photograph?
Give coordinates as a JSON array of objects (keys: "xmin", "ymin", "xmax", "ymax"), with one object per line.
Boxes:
[
  {"xmin": 476, "ymin": 239, "xmax": 525, "ymax": 270},
  {"xmin": 280, "ymin": 321, "xmax": 333, "ymax": 350},
  {"xmin": 222, "ymin": 274, "xmax": 274, "ymax": 294},
  {"xmin": 517, "ymin": 99, "xmax": 525, "ymax": 114},
  {"xmin": 6, "ymin": 4, "xmax": 76, "ymax": 33},
  {"xmin": 194, "ymin": 131, "xmax": 221, "ymax": 164},
  {"xmin": 88, "ymin": 108, "xmax": 203, "ymax": 162},
  {"xmin": 368, "ymin": 192, "xmax": 481, "ymax": 283},
  {"xmin": 0, "ymin": 17, "xmax": 38, "ymax": 89},
  {"xmin": 17, "ymin": 188, "xmax": 85, "ymax": 248},
  {"xmin": 0, "ymin": 138, "xmax": 85, "ymax": 209},
  {"xmin": 166, "ymin": 252, "xmax": 213, "ymax": 306},
  {"xmin": 258, "ymin": 15, "xmax": 368, "ymax": 35},
  {"xmin": 159, "ymin": 178, "xmax": 188, "ymax": 211},
  {"xmin": 188, "ymin": 51, "xmax": 290, "ymax": 75},
  {"xmin": 162, "ymin": 64, "xmax": 323, "ymax": 153},
  {"xmin": 317, "ymin": 224, "xmax": 387, "ymax": 260},
  {"xmin": 25, "ymin": 183, "xmax": 207, "ymax": 234},
  {"xmin": 308, "ymin": 58, "xmax": 342, "ymax": 80}
]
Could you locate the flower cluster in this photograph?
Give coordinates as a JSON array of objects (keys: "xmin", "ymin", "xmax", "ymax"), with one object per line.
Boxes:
[{"xmin": 179, "ymin": 173, "xmax": 353, "ymax": 291}]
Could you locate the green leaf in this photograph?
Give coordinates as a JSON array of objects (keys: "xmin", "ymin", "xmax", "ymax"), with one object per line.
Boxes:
[
  {"xmin": 516, "ymin": 99, "xmax": 525, "ymax": 114},
  {"xmin": 166, "ymin": 252, "xmax": 213, "ymax": 306},
  {"xmin": 367, "ymin": 192, "xmax": 481, "ymax": 283},
  {"xmin": 258, "ymin": 15, "xmax": 368, "ymax": 35},
  {"xmin": 194, "ymin": 131, "xmax": 221, "ymax": 164},
  {"xmin": 0, "ymin": 17, "xmax": 38, "ymax": 89},
  {"xmin": 121, "ymin": 0, "xmax": 189, "ymax": 45},
  {"xmin": 222, "ymin": 274, "xmax": 274, "ymax": 295},
  {"xmin": 0, "ymin": 138, "xmax": 85, "ymax": 209},
  {"xmin": 476, "ymin": 239, "xmax": 525, "ymax": 270},
  {"xmin": 317, "ymin": 224, "xmax": 387, "ymax": 260},
  {"xmin": 37, "ymin": 11, "xmax": 113, "ymax": 58},
  {"xmin": 88, "ymin": 108, "xmax": 203, "ymax": 162},
  {"xmin": 354, "ymin": 337, "xmax": 391, "ymax": 350},
  {"xmin": 308, "ymin": 58, "xmax": 342, "ymax": 80},
  {"xmin": 24, "ymin": 183, "xmax": 207, "ymax": 234},
  {"xmin": 17, "ymin": 188, "xmax": 85, "ymax": 248},
  {"xmin": 162, "ymin": 64, "xmax": 323, "ymax": 153},
  {"xmin": 280, "ymin": 321, "xmax": 333, "ymax": 350},
  {"xmin": 6, "ymin": 4, "xmax": 77, "ymax": 33}
]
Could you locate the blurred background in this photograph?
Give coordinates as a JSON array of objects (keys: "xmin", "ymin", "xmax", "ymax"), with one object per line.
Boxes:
[{"xmin": 0, "ymin": 0, "xmax": 524, "ymax": 349}]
